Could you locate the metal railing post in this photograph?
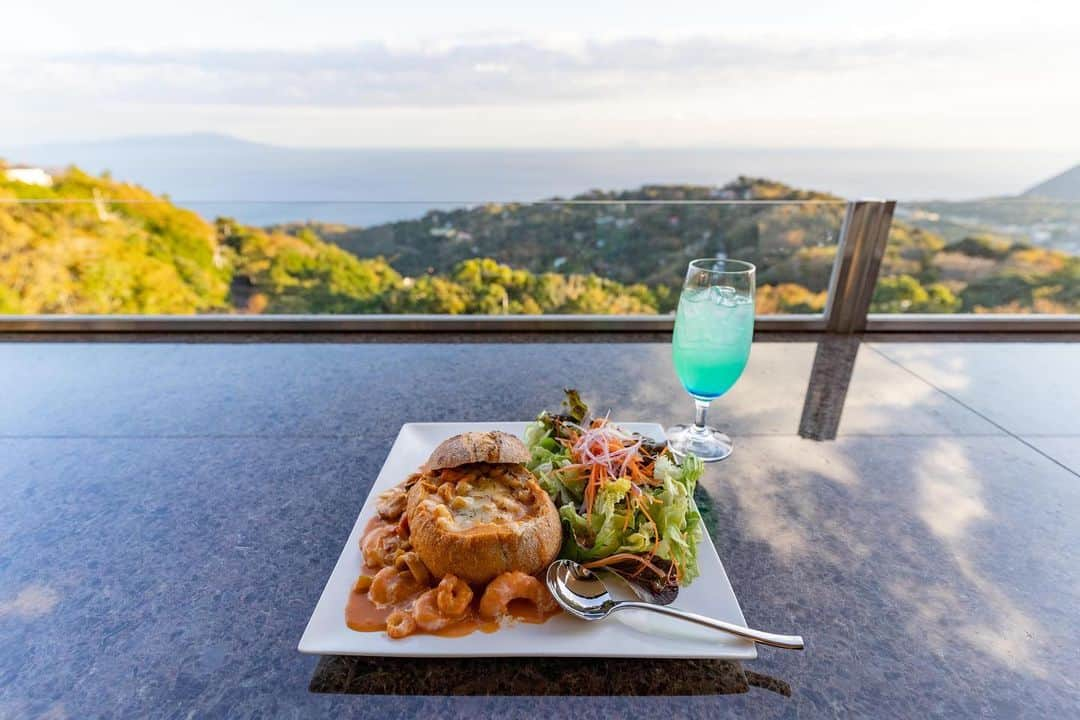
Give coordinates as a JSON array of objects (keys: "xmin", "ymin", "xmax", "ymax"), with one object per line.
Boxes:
[{"xmin": 824, "ymin": 200, "xmax": 896, "ymax": 333}]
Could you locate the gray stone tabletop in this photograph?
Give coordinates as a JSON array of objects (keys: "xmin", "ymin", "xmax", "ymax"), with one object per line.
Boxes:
[{"xmin": 0, "ymin": 337, "xmax": 1077, "ymax": 718}]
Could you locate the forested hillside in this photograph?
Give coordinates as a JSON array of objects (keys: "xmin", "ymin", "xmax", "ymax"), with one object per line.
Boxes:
[
  {"xmin": 0, "ymin": 168, "xmax": 229, "ymax": 313},
  {"xmin": 2, "ymin": 168, "xmax": 1076, "ymax": 315},
  {"xmin": 0, "ymin": 168, "xmax": 665, "ymax": 315}
]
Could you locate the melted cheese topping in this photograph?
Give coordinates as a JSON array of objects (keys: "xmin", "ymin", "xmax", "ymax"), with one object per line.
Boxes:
[{"xmin": 423, "ymin": 469, "xmax": 532, "ymax": 531}]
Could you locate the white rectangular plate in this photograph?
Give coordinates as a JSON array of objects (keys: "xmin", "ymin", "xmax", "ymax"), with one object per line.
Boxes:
[{"xmin": 299, "ymin": 422, "xmax": 757, "ymax": 660}]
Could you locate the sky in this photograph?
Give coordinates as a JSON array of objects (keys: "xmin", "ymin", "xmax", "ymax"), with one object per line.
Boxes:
[{"xmin": 3, "ymin": 0, "xmax": 1079, "ymax": 150}]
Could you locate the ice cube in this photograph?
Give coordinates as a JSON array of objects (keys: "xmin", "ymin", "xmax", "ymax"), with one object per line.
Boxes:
[
  {"xmin": 682, "ymin": 287, "xmax": 711, "ymax": 304},
  {"xmin": 709, "ymin": 285, "xmax": 738, "ymax": 306}
]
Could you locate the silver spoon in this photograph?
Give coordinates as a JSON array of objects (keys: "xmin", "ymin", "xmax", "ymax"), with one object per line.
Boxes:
[
  {"xmin": 546, "ymin": 559, "xmax": 805, "ymax": 650},
  {"xmin": 596, "ymin": 569, "xmax": 677, "ymax": 605}
]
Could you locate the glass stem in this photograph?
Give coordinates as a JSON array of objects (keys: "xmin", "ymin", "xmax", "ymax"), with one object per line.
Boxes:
[{"xmin": 693, "ymin": 398, "xmax": 711, "ymax": 434}]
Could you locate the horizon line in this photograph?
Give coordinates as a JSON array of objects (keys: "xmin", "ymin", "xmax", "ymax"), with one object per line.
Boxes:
[{"xmin": 4, "ymin": 132, "xmax": 1076, "ymax": 156}]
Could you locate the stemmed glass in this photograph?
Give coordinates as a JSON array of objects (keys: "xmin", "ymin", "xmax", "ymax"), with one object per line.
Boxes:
[{"xmin": 666, "ymin": 259, "xmax": 756, "ymax": 462}]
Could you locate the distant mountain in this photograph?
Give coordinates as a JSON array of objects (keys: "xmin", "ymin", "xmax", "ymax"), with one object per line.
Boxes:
[
  {"xmin": 1023, "ymin": 164, "xmax": 1080, "ymax": 200},
  {"xmin": 4, "ymin": 133, "xmax": 278, "ymax": 170},
  {"xmin": 1, "ymin": 133, "xmax": 1068, "ymax": 226},
  {"xmin": 15, "ymin": 131, "xmax": 265, "ymax": 152},
  {"xmin": 898, "ymin": 163, "xmax": 1080, "ymax": 256}
]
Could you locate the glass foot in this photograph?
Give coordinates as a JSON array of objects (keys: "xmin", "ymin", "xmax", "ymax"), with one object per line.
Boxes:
[{"xmin": 665, "ymin": 424, "xmax": 734, "ymax": 462}]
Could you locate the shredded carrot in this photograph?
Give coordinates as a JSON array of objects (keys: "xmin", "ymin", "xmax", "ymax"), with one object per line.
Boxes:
[
  {"xmin": 558, "ymin": 415, "xmax": 678, "ymax": 576},
  {"xmin": 583, "ymin": 553, "xmax": 668, "ymax": 578}
]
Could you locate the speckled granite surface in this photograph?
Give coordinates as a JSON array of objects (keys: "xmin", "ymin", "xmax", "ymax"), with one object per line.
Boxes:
[{"xmin": 0, "ymin": 339, "xmax": 1078, "ymax": 719}]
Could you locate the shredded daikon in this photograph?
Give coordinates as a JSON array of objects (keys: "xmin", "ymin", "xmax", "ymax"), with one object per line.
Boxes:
[{"xmin": 571, "ymin": 421, "xmax": 643, "ymax": 481}]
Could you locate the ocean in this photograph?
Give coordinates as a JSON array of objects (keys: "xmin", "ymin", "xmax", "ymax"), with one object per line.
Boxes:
[{"xmin": 5, "ymin": 135, "xmax": 1071, "ymax": 226}]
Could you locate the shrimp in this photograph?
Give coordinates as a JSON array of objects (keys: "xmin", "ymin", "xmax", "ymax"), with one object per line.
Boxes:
[
  {"xmin": 385, "ymin": 609, "xmax": 417, "ymax": 639},
  {"xmin": 367, "ymin": 567, "xmax": 426, "ymax": 606},
  {"xmin": 361, "ymin": 524, "xmax": 405, "ymax": 568},
  {"xmin": 435, "ymin": 574, "xmax": 473, "ymax": 617},
  {"xmin": 479, "ymin": 571, "xmax": 558, "ymax": 619},
  {"xmin": 412, "ymin": 589, "xmax": 454, "ymax": 632},
  {"xmin": 376, "ymin": 486, "xmax": 408, "ymax": 521}
]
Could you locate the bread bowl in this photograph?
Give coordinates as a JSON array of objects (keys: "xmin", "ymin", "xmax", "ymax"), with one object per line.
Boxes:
[{"xmin": 406, "ymin": 431, "xmax": 561, "ymax": 584}]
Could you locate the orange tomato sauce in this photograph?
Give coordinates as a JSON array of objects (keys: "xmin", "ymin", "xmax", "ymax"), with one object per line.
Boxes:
[{"xmin": 345, "ymin": 514, "xmax": 560, "ymax": 638}]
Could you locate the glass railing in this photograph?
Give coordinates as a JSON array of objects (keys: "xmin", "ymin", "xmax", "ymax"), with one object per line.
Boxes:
[
  {"xmin": 875, "ymin": 199, "xmax": 1080, "ymax": 315},
  {"xmin": 4, "ymin": 167, "xmax": 1078, "ymax": 329},
  {"xmin": 0, "ymin": 179, "xmax": 845, "ymax": 317}
]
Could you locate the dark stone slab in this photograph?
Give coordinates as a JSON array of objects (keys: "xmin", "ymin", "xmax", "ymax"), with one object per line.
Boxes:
[
  {"xmin": 1022, "ymin": 436, "xmax": 1080, "ymax": 474},
  {"xmin": 870, "ymin": 342, "xmax": 1080, "ymax": 435},
  {"xmin": 698, "ymin": 435, "xmax": 1080, "ymax": 720},
  {"xmin": 0, "ymin": 339, "xmax": 1075, "ymax": 718},
  {"xmin": 0, "ymin": 341, "xmax": 995, "ymax": 438},
  {"xmin": 308, "ymin": 656, "xmax": 753, "ymax": 696}
]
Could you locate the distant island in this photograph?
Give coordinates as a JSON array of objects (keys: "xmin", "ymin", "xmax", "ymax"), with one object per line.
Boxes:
[{"xmin": 1, "ymin": 164, "xmax": 1077, "ymax": 316}]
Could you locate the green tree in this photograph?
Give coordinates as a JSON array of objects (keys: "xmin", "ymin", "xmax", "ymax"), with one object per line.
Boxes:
[
  {"xmin": 944, "ymin": 234, "xmax": 1013, "ymax": 259},
  {"xmin": 871, "ymin": 275, "xmax": 960, "ymax": 313}
]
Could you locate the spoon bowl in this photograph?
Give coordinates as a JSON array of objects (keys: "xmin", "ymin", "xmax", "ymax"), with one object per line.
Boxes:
[
  {"xmin": 546, "ymin": 559, "xmax": 805, "ymax": 650},
  {"xmin": 546, "ymin": 559, "xmax": 619, "ymax": 620}
]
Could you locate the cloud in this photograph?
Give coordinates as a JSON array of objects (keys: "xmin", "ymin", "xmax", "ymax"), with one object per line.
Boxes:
[{"xmin": 2, "ymin": 35, "xmax": 939, "ymax": 109}]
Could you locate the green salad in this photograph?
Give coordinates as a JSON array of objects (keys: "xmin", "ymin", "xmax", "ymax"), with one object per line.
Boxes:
[{"xmin": 524, "ymin": 390, "xmax": 705, "ymax": 593}]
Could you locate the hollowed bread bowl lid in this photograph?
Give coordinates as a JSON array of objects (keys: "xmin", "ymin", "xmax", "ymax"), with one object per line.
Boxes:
[{"xmin": 423, "ymin": 431, "xmax": 531, "ymax": 471}]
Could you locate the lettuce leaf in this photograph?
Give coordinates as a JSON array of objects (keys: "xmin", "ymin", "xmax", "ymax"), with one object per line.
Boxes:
[
  {"xmin": 651, "ymin": 454, "xmax": 704, "ymax": 583},
  {"xmin": 557, "ymin": 476, "xmax": 633, "ymax": 561},
  {"xmin": 522, "ymin": 404, "xmax": 707, "ymax": 586},
  {"xmin": 522, "ymin": 419, "xmax": 552, "ymax": 451},
  {"xmin": 524, "ymin": 418, "xmax": 582, "ymax": 506}
]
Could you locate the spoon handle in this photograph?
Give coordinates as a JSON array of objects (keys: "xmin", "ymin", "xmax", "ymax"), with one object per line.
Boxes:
[{"xmin": 617, "ymin": 602, "xmax": 805, "ymax": 650}]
